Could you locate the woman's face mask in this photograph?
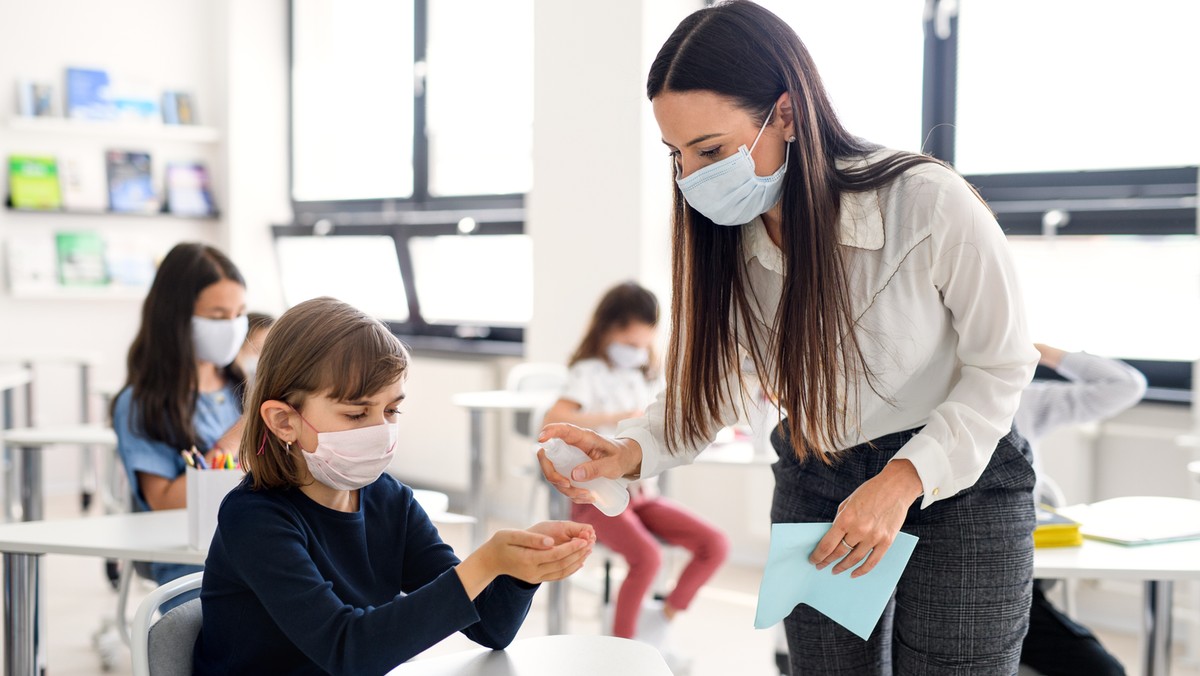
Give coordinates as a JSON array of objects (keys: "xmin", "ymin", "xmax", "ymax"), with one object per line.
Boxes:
[
  {"xmin": 675, "ymin": 108, "xmax": 788, "ymax": 226},
  {"xmin": 192, "ymin": 315, "xmax": 249, "ymax": 367}
]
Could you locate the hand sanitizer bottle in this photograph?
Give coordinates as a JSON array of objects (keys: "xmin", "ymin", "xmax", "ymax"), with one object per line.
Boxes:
[{"xmin": 541, "ymin": 438, "xmax": 630, "ymax": 517}]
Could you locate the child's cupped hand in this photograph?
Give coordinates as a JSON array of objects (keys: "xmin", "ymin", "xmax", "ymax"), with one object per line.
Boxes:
[{"xmin": 484, "ymin": 524, "xmax": 594, "ymax": 585}]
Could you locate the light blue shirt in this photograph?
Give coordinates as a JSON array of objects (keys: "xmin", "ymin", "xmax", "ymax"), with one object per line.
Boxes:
[{"xmin": 113, "ymin": 384, "xmax": 242, "ymax": 513}]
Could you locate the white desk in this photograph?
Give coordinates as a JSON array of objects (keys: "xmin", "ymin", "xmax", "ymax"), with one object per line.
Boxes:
[
  {"xmin": 388, "ymin": 635, "xmax": 671, "ymax": 676},
  {"xmin": 0, "ymin": 425, "xmax": 118, "ymax": 523},
  {"xmin": 1034, "ymin": 529, "xmax": 1200, "ymax": 676},
  {"xmin": 0, "ymin": 510, "xmax": 200, "ymax": 676}
]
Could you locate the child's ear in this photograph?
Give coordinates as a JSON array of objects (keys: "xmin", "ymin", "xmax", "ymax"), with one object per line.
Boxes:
[{"xmin": 260, "ymin": 400, "xmax": 299, "ymax": 443}]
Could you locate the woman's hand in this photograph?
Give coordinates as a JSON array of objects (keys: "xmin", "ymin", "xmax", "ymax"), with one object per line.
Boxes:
[
  {"xmin": 809, "ymin": 459, "xmax": 923, "ymax": 578},
  {"xmin": 536, "ymin": 423, "xmax": 643, "ymax": 503},
  {"xmin": 456, "ymin": 528, "xmax": 593, "ymax": 599}
]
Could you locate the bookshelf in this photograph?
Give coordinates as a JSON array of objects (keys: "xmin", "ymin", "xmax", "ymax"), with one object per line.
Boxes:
[
  {"xmin": 8, "ymin": 116, "xmax": 220, "ymax": 144},
  {"xmin": 4, "ymin": 207, "xmax": 218, "ymax": 221}
]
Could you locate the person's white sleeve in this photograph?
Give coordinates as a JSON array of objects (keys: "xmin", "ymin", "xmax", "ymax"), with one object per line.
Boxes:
[
  {"xmin": 1019, "ymin": 352, "xmax": 1146, "ymax": 439},
  {"xmin": 616, "ymin": 367, "xmax": 743, "ymax": 480},
  {"xmin": 891, "ymin": 173, "xmax": 1039, "ymax": 509}
]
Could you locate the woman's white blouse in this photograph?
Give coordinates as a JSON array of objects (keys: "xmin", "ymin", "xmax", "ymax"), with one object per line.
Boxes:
[{"xmin": 617, "ymin": 152, "xmax": 1039, "ymax": 509}]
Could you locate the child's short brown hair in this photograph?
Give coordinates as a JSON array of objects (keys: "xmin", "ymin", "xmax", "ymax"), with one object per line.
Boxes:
[{"xmin": 240, "ymin": 297, "xmax": 409, "ymax": 490}]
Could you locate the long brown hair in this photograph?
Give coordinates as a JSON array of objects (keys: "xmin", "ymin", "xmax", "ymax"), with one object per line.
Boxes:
[
  {"xmin": 648, "ymin": 1, "xmax": 941, "ymax": 461},
  {"xmin": 118, "ymin": 243, "xmax": 246, "ymax": 451},
  {"xmin": 568, "ymin": 281, "xmax": 660, "ymax": 379},
  {"xmin": 240, "ymin": 297, "xmax": 409, "ymax": 491}
]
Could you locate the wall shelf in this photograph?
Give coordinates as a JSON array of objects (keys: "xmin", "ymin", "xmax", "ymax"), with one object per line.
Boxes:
[
  {"xmin": 7, "ymin": 286, "xmax": 147, "ymax": 301},
  {"xmin": 8, "ymin": 116, "xmax": 220, "ymax": 144},
  {"xmin": 5, "ymin": 207, "xmax": 218, "ymax": 221}
]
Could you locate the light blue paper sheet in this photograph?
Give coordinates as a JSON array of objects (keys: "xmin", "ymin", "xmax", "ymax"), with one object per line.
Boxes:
[{"xmin": 754, "ymin": 522, "xmax": 919, "ymax": 640}]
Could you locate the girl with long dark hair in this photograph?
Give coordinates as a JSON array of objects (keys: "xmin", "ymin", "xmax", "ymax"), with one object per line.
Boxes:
[
  {"xmin": 539, "ymin": 2, "xmax": 1039, "ymax": 673},
  {"xmin": 112, "ymin": 242, "xmax": 248, "ymax": 590}
]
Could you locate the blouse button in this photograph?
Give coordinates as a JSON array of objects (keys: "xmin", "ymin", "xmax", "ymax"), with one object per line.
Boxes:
[{"xmin": 932, "ymin": 487, "xmax": 940, "ymax": 497}]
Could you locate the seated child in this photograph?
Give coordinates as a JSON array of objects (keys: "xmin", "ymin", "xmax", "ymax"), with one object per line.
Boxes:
[
  {"xmin": 193, "ymin": 297, "xmax": 595, "ymax": 675},
  {"xmin": 112, "ymin": 243, "xmax": 248, "ymax": 595},
  {"xmin": 542, "ymin": 281, "xmax": 728, "ymax": 666}
]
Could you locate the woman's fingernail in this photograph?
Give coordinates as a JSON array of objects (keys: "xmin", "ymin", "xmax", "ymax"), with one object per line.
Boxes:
[{"xmin": 571, "ymin": 468, "xmax": 586, "ymax": 481}]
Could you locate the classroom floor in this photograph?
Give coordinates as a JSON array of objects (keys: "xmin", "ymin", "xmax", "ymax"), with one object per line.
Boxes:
[{"xmin": 19, "ymin": 495, "xmax": 1200, "ymax": 675}]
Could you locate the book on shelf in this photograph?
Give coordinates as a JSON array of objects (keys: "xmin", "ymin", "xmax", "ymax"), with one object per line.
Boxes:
[
  {"xmin": 162, "ymin": 91, "xmax": 197, "ymax": 125},
  {"xmin": 59, "ymin": 151, "xmax": 108, "ymax": 212},
  {"xmin": 65, "ymin": 67, "xmax": 114, "ymax": 121},
  {"xmin": 1033, "ymin": 505, "xmax": 1082, "ymax": 549},
  {"xmin": 165, "ymin": 163, "xmax": 215, "ymax": 216},
  {"xmin": 15, "ymin": 80, "xmax": 55, "ymax": 117},
  {"xmin": 106, "ymin": 150, "xmax": 157, "ymax": 214},
  {"xmin": 55, "ymin": 232, "xmax": 108, "ymax": 287},
  {"xmin": 8, "ymin": 155, "xmax": 62, "ymax": 211},
  {"xmin": 4, "ymin": 233, "xmax": 58, "ymax": 295}
]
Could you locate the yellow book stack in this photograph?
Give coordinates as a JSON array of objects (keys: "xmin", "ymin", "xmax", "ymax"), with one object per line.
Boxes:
[{"xmin": 1034, "ymin": 505, "xmax": 1083, "ymax": 548}]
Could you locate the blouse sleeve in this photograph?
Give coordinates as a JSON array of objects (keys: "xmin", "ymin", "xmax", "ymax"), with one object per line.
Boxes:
[{"xmin": 890, "ymin": 171, "xmax": 1040, "ymax": 508}]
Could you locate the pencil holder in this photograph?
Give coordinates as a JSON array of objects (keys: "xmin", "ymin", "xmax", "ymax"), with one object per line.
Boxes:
[{"xmin": 187, "ymin": 466, "xmax": 245, "ymax": 550}]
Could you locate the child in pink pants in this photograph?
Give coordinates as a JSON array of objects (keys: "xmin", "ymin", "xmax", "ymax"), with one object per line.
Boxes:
[{"xmin": 543, "ymin": 282, "xmax": 729, "ymax": 646}]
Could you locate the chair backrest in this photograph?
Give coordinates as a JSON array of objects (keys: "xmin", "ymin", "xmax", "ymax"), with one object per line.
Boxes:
[
  {"xmin": 132, "ymin": 572, "xmax": 204, "ymax": 676},
  {"xmin": 505, "ymin": 363, "xmax": 568, "ymax": 438}
]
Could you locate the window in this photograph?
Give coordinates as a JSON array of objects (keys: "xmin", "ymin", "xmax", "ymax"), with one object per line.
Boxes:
[
  {"xmin": 757, "ymin": 0, "xmax": 926, "ymax": 153},
  {"xmin": 425, "ymin": 0, "xmax": 533, "ymax": 197},
  {"xmin": 291, "ymin": 0, "xmax": 415, "ymax": 202},
  {"xmin": 289, "ymin": 0, "xmax": 532, "ymax": 209},
  {"xmin": 276, "ymin": 235, "xmax": 410, "ymax": 322},
  {"xmin": 956, "ymin": 0, "xmax": 1200, "ymax": 175},
  {"xmin": 408, "ymin": 234, "xmax": 532, "ymax": 326},
  {"xmin": 273, "ymin": 221, "xmax": 526, "ymax": 355}
]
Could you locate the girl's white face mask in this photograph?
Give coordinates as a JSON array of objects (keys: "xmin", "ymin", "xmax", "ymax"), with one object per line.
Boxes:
[
  {"xmin": 675, "ymin": 108, "xmax": 788, "ymax": 226},
  {"xmin": 295, "ymin": 410, "xmax": 398, "ymax": 492},
  {"xmin": 192, "ymin": 315, "xmax": 249, "ymax": 367},
  {"xmin": 607, "ymin": 342, "xmax": 650, "ymax": 370}
]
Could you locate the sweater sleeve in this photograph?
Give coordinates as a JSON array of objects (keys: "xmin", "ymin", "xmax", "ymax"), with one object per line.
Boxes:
[
  {"xmin": 399, "ymin": 494, "xmax": 537, "ymax": 650},
  {"xmin": 220, "ymin": 497, "xmax": 512, "ymax": 676},
  {"xmin": 1016, "ymin": 352, "xmax": 1146, "ymax": 442}
]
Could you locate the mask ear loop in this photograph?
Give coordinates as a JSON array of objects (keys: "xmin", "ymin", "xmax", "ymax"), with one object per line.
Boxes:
[{"xmin": 748, "ymin": 107, "xmax": 775, "ymax": 155}]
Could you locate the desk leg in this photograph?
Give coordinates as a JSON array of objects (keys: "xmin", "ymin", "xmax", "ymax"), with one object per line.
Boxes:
[
  {"xmin": 1142, "ymin": 580, "xmax": 1173, "ymax": 676},
  {"xmin": 79, "ymin": 364, "xmax": 95, "ymax": 513},
  {"xmin": 468, "ymin": 409, "xmax": 485, "ymax": 550},
  {"xmin": 3, "ymin": 552, "xmax": 39, "ymax": 676},
  {"xmin": 546, "ymin": 491, "xmax": 570, "ymax": 635},
  {"xmin": 18, "ymin": 448, "xmax": 41, "ymax": 523},
  {"xmin": 2, "ymin": 390, "xmax": 13, "ymax": 523}
]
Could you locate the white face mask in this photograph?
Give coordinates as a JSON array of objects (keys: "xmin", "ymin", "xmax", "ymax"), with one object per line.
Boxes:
[
  {"xmin": 675, "ymin": 108, "xmax": 788, "ymax": 226},
  {"xmin": 296, "ymin": 412, "xmax": 398, "ymax": 491},
  {"xmin": 192, "ymin": 315, "xmax": 249, "ymax": 367},
  {"xmin": 607, "ymin": 342, "xmax": 650, "ymax": 370}
]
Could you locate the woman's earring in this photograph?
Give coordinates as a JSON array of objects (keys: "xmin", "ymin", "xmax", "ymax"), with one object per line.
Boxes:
[
  {"xmin": 285, "ymin": 441, "xmax": 291, "ymax": 452},
  {"xmin": 787, "ymin": 135, "xmax": 797, "ymax": 143}
]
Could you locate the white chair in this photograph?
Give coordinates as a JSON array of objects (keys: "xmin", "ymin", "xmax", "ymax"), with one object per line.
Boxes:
[
  {"xmin": 131, "ymin": 572, "xmax": 204, "ymax": 676},
  {"xmin": 504, "ymin": 362, "xmax": 568, "ymax": 521}
]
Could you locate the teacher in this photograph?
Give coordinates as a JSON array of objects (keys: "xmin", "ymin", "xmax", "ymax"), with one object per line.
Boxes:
[{"xmin": 539, "ymin": 1, "xmax": 1039, "ymax": 673}]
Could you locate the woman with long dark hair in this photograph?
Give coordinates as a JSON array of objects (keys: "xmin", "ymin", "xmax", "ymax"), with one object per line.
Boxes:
[
  {"xmin": 112, "ymin": 242, "xmax": 247, "ymax": 592},
  {"xmin": 539, "ymin": 2, "xmax": 1038, "ymax": 673}
]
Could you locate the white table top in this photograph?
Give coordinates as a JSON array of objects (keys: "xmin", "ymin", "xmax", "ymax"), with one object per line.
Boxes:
[
  {"xmin": 0, "ymin": 367, "xmax": 32, "ymax": 392},
  {"xmin": 388, "ymin": 635, "xmax": 671, "ymax": 676},
  {"xmin": 1034, "ymin": 537, "xmax": 1200, "ymax": 581},
  {"xmin": 0, "ymin": 349, "xmax": 103, "ymax": 366},
  {"xmin": 0, "ymin": 424, "xmax": 117, "ymax": 447},
  {"xmin": 0, "ymin": 510, "xmax": 205, "ymax": 564},
  {"xmin": 451, "ymin": 390, "xmax": 558, "ymax": 411}
]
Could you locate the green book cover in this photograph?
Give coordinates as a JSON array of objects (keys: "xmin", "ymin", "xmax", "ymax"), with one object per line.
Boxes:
[
  {"xmin": 55, "ymin": 232, "xmax": 108, "ymax": 287},
  {"xmin": 9, "ymin": 155, "xmax": 62, "ymax": 210}
]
